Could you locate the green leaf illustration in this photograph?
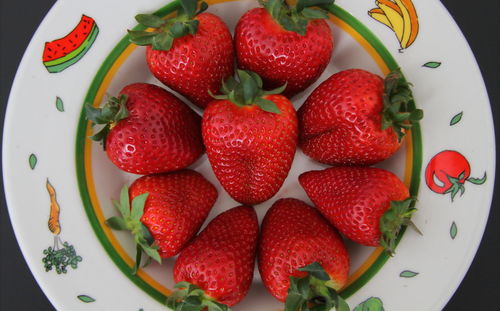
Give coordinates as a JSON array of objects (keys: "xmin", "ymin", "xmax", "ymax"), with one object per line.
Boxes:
[
  {"xmin": 56, "ymin": 96, "xmax": 64, "ymax": 112},
  {"xmin": 450, "ymin": 221, "xmax": 458, "ymax": 239},
  {"xmin": 77, "ymin": 295, "xmax": 96, "ymax": 303},
  {"xmin": 400, "ymin": 270, "xmax": 419, "ymax": 278},
  {"xmin": 353, "ymin": 297, "xmax": 385, "ymax": 311},
  {"xmin": 450, "ymin": 112, "xmax": 463, "ymax": 125},
  {"xmin": 29, "ymin": 153, "xmax": 37, "ymax": 169},
  {"xmin": 423, "ymin": 61, "xmax": 441, "ymax": 68}
]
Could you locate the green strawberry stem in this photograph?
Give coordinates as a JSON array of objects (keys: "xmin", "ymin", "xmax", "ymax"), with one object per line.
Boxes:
[
  {"xmin": 128, "ymin": 0, "xmax": 208, "ymax": 50},
  {"xmin": 381, "ymin": 68, "xmax": 423, "ymax": 142},
  {"xmin": 85, "ymin": 94, "xmax": 129, "ymax": 149},
  {"xmin": 211, "ymin": 69, "xmax": 286, "ymax": 114},
  {"xmin": 285, "ymin": 262, "xmax": 350, "ymax": 311},
  {"xmin": 105, "ymin": 185, "xmax": 161, "ymax": 274},
  {"xmin": 166, "ymin": 281, "xmax": 231, "ymax": 311},
  {"xmin": 379, "ymin": 198, "xmax": 421, "ymax": 255},
  {"xmin": 260, "ymin": 0, "xmax": 335, "ymax": 35}
]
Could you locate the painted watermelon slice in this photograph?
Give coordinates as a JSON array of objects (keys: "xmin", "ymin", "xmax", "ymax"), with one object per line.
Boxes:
[{"xmin": 42, "ymin": 15, "xmax": 99, "ymax": 73}]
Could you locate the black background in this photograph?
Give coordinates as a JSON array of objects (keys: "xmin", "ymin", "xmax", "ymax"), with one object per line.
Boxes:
[{"xmin": 1, "ymin": 0, "xmax": 498, "ymax": 310}]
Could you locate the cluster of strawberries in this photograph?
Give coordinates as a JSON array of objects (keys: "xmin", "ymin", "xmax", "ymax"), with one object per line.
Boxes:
[{"xmin": 86, "ymin": 0, "xmax": 423, "ymax": 310}]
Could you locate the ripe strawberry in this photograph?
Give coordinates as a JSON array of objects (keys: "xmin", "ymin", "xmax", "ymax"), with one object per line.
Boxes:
[
  {"xmin": 128, "ymin": 0, "xmax": 234, "ymax": 108},
  {"xmin": 259, "ymin": 198, "xmax": 350, "ymax": 310},
  {"xmin": 86, "ymin": 83, "xmax": 204, "ymax": 175},
  {"xmin": 106, "ymin": 170, "xmax": 218, "ymax": 272},
  {"xmin": 299, "ymin": 166, "xmax": 418, "ymax": 253},
  {"xmin": 202, "ymin": 70, "xmax": 298, "ymax": 205},
  {"xmin": 235, "ymin": 0, "xmax": 334, "ymax": 97},
  {"xmin": 169, "ymin": 205, "xmax": 259, "ymax": 309},
  {"xmin": 298, "ymin": 68, "xmax": 423, "ymax": 165}
]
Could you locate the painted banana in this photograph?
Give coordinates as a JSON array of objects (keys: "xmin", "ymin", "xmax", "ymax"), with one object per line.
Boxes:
[{"xmin": 368, "ymin": 0, "xmax": 419, "ymax": 50}]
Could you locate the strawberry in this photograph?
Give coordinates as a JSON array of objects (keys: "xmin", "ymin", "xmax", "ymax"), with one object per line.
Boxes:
[
  {"xmin": 168, "ymin": 205, "xmax": 259, "ymax": 309},
  {"xmin": 106, "ymin": 170, "xmax": 218, "ymax": 272},
  {"xmin": 128, "ymin": 0, "xmax": 234, "ymax": 108},
  {"xmin": 235, "ymin": 0, "xmax": 334, "ymax": 97},
  {"xmin": 299, "ymin": 166, "xmax": 419, "ymax": 253},
  {"xmin": 202, "ymin": 70, "xmax": 298, "ymax": 205},
  {"xmin": 259, "ymin": 198, "xmax": 350, "ymax": 310},
  {"xmin": 85, "ymin": 83, "xmax": 204, "ymax": 175},
  {"xmin": 298, "ymin": 68, "xmax": 423, "ymax": 165}
]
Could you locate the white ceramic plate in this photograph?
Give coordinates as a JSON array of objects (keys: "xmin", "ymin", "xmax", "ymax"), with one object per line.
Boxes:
[{"xmin": 3, "ymin": 0, "xmax": 495, "ymax": 310}]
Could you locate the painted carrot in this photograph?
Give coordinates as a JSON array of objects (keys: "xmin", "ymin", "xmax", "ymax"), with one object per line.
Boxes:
[{"xmin": 46, "ymin": 179, "xmax": 61, "ymax": 235}]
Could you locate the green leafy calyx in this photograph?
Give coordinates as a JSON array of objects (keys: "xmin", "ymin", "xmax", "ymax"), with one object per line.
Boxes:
[
  {"xmin": 166, "ymin": 281, "xmax": 231, "ymax": 311},
  {"xmin": 379, "ymin": 198, "xmax": 421, "ymax": 255},
  {"xmin": 260, "ymin": 0, "xmax": 335, "ymax": 35},
  {"xmin": 128, "ymin": 0, "xmax": 208, "ymax": 50},
  {"xmin": 381, "ymin": 68, "xmax": 423, "ymax": 141},
  {"xmin": 105, "ymin": 185, "xmax": 160, "ymax": 274},
  {"xmin": 285, "ymin": 262, "xmax": 350, "ymax": 311},
  {"xmin": 85, "ymin": 94, "xmax": 129, "ymax": 147},
  {"xmin": 211, "ymin": 69, "xmax": 286, "ymax": 114}
]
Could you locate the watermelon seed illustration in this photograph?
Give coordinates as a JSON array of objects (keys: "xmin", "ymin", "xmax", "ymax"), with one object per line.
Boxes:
[
  {"xmin": 400, "ymin": 270, "xmax": 419, "ymax": 278},
  {"xmin": 450, "ymin": 221, "xmax": 458, "ymax": 239},
  {"xmin": 29, "ymin": 153, "xmax": 37, "ymax": 169},
  {"xmin": 423, "ymin": 61, "xmax": 441, "ymax": 68},
  {"xmin": 450, "ymin": 112, "xmax": 463, "ymax": 126},
  {"xmin": 42, "ymin": 15, "xmax": 99, "ymax": 73},
  {"xmin": 56, "ymin": 96, "xmax": 64, "ymax": 112},
  {"xmin": 353, "ymin": 297, "xmax": 385, "ymax": 311},
  {"xmin": 77, "ymin": 295, "xmax": 96, "ymax": 303}
]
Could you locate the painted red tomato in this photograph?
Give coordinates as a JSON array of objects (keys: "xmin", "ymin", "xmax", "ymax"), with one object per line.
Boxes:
[{"xmin": 425, "ymin": 150, "xmax": 486, "ymax": 200}]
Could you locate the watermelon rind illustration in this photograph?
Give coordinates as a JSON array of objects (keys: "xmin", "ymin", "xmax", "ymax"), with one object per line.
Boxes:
[{"xmin": 42, "ymin": 15, "xmax": 99, "ymax": 73}]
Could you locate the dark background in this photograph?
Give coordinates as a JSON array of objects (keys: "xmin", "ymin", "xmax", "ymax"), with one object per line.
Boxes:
[{"xmin": 1, "ymin": 0, "xmax": 498, "ymax": 310}]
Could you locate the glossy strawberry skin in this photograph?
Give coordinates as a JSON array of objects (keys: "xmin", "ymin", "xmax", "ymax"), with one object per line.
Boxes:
[
  {"xmin": 105, "ymin": 83, "xmax": 203, "ymax": 175},
  {"xmin": 259, "ymin": 198, "xmax": 350, "ymax": 302},
  {"xmin": 174, "ymin": 206, "xmax": 259, "ymax": 306},
  {"xmin": 298, "ymin": 69, "xmax": 401, "ymax": 166},
  {"xmin": 129, "ymin": 170, "xmax": 218, "ymax": 258},
  {"xmin": 235, "ymin": 8, "xmax": 333, "ymax": 97},
  {"xmin": 299, "ymin": 166, "xmax": 409, "ymax": 246},
  {"xmin": 202, "ymin": 95, "xmax": 298, "ymax": 205},
  {"xmin": 146, "ymin": 13, "xmax": 234, "ymax": 108}
]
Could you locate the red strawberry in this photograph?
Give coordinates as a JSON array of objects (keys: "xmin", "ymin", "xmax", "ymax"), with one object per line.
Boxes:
[
  {"xmin": 259, "ymin": 198, "xmax": 349, "ymax": 310},
  {"xmin": 129, "ymin": 0, "xmax": 234, "ymax": 108},
  {"xmin": 169, "ymin": 205, "xmax": 259, "ymax": 309},
  {"xmin": 202, "ymin": 70, "xmax": 298, "ymax": 205},
  {"xmin": 106, "ymin": 170, "xmax": 218, "ymax": 272},
  {"xmin": 299, "ymin": 166, "xmax": 418, "ymax": 253},
  {"xmin": 298, "ymin": 68, "xmax": 423, "ymax": 165},
  {"xmin": 235, "ymin": 0, "xmax": 334, "ymax": 97},
  {"xmin": 86, "ymin": 83, "xmax": 204, "ymax": 175}
]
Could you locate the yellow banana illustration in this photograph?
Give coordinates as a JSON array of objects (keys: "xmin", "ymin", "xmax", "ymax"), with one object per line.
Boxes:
[
  {"xmin": 368, "ymin": 8, "xmax": 392, "ymax": 28},
  {"xmin": 368, "ymin": 0, "xmax": 419, "ymax": 50},
  {"xmin": 46, "ymin": 179, "xmax": 61, "ymax": 235}
]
